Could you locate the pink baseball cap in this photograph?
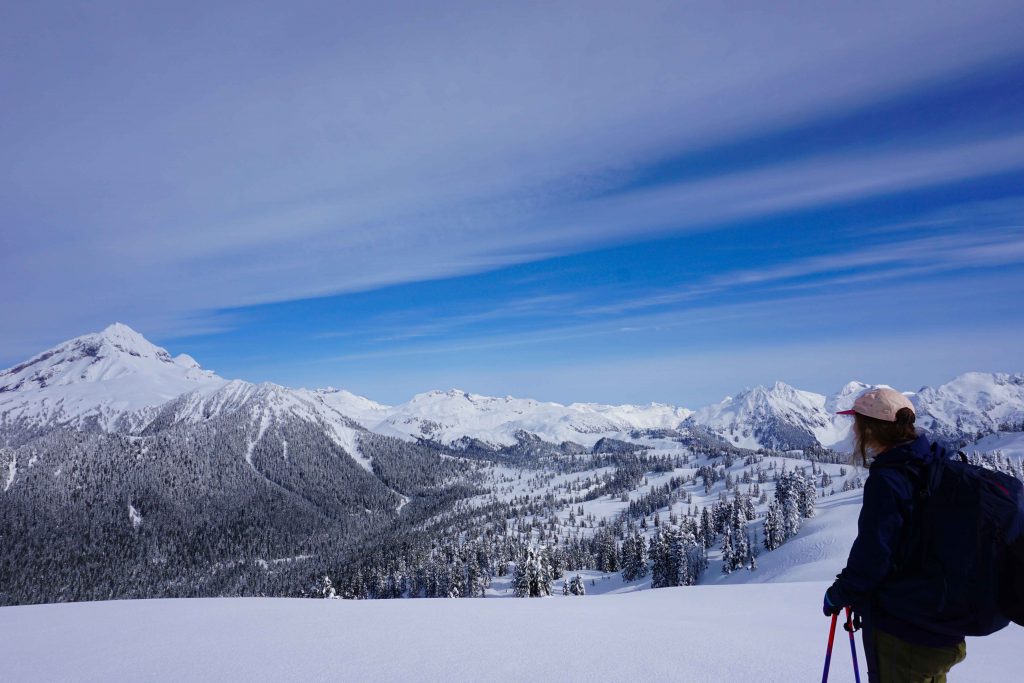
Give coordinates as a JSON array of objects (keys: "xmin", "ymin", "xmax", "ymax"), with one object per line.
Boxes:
[{"xmin": 837, "ymin": 387, "xmax": 915, "ymax": 422}]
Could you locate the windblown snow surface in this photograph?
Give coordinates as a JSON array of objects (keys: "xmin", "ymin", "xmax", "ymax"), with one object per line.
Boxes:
[{"xmin": 0, "ymin": 582, "xmax": 1017, "ymax": 683}]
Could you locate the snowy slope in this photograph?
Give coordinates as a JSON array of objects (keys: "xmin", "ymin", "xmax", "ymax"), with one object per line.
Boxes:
[
  {"xmin": 376, "ymin": 389, "xmax": 691, "ymax": 448},
  {"xmin": 714, "ymin": 488, "xmax": 864, "ymax": 585},
  {"xmin": 0, "ymin": 323, "xmax": 224, "ymax": 439},
  {"xmin": 970, "ymin": 431, "xmax": 1024, "ymax": 465},
  {"xmin": 1, "ymin": 586, "xmax": 1017, "ymax": 683},
  {"xmin": 312, "ymin": 387, "xmax": 392, "ymax": 429}
]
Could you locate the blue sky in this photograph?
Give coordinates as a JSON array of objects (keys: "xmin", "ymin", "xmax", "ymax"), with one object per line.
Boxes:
[{"xmin": 3, "ymin": 1, "xmax": 1024, "ymax": 406}]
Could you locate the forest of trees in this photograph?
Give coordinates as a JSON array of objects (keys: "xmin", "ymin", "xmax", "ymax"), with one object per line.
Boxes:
[{"xmin": 3, "ymin": 406, "xmax": 1021, "ymax": 607}]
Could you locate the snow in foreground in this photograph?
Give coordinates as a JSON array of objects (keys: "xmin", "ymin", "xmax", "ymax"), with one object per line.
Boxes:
[{"xmin": 1, "ymin": 582, "xmax": 1018, "ymax": 683}]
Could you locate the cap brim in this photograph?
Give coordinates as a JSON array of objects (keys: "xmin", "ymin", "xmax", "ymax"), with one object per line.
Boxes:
[{"xmin": 836, "ymin": 409, "xmax": 858, "ymax": 415}]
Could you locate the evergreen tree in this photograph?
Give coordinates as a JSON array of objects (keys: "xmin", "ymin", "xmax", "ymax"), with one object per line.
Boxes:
[
  {"xmin": 513, "ymin": 554, "xmax": 532, "ymax": 598},
  {"xmin": 782, "ymin": 495, "xmax": 801, "ymax": 539},
  {"xmin": 679, "ymin": 526, "xmax": 705, "ymax": 585},
  {"xmin": 620, "ymin": 530, "xmax": 647, "ymax": 582},
  {"xmin": 700, "ymin": 507, "xmax": 714, "ymax": 547},
  {"xmin": 797, "ymin": 471, "xmax": 817, "ymax": 518},
  {"xmin": 763, "ymin": 500, "xmax": 785, "ymax": 551},
  {"xmin": 650, "ymin": 530, "xmax": 668, "ymax": 588},
  {"xmin": 513, "ymin": 546, "xmax": 553, "ymax": 597},
  {"xmin": 720, "ymin": 526, "xmax": 734, "ymax": 575}
]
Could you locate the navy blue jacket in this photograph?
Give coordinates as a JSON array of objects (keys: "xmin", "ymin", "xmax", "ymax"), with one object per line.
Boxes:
[{"xmin": 830, "ymin": 434, "xmax": 964, "ymax": 647}]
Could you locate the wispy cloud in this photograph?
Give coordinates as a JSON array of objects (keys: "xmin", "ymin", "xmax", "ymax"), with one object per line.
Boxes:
[
  {"xmin": 304, "ymin": 261, "xmax": 1021, "ymax": 369},
  {"xmin": 576, "ymin": 214, "xmax": 1024, "ymax": 317},
  {"xmin": 4, "ymin": 1, "xmax": 1024, "ymax": 357}
]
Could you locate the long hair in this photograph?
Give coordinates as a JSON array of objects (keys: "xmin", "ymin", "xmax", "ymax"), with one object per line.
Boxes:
[{"xmin": 852, "ymin": 407, "xmax": 917, "ymax": 466}]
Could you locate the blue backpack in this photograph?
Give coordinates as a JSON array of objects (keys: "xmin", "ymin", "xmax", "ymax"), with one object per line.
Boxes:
[{"xmin": 877, "ymin": 444, "xmax": 1024, "ymax": 637}]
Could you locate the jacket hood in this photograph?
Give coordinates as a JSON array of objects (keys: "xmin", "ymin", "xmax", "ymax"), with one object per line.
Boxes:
[{"xmin": 870, "ymin": 433, "xmax": 936, "ymax": 469}]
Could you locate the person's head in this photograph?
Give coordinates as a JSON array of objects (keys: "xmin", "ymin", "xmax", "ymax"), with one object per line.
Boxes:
[{"xmin": 838, "ymin": 387, "xmax": 917, "ymax": 466}]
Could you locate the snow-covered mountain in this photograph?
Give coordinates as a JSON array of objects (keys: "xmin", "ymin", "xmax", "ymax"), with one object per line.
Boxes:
[
  {"xmin": 911, "ymin": 372, "xmax": 1024, "ymax": 443},
  {"xmin": 375, "ymin": 389, "xmax": 692, "ymax": 449},
  {"xmin": 140, "ymin": 379, "xmax": 372, "ymax": 469},
  {"xmin": 688, "ymin": 375, "xmax": 1024, "ymax": 453},
  {"xmin": 2, "ymin": 323, "xmax": 1022, "ymax": 454},
  {"xmin": 0, "ymin": 323, "xmax": 224, "ymax": 442},
  {"xmin": 0, "ymin": 325, "xmax": 382, "ymax": 463},
  {"xmin": 690, "ymin": 381, "xmax": 843, "ymax": 451},
  {"xmin": 378, "ymin": 374, "xmax": 1024, "ymax": 453}
]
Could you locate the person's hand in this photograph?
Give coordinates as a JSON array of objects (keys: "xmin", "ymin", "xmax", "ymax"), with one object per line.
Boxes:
[
  {"xmin": 844, "ymin": 610, "xmax": 863, "ymax": 632},
  {"xmin": 822, "ymin": 587, "xmax": 842, "ymax": 617}
]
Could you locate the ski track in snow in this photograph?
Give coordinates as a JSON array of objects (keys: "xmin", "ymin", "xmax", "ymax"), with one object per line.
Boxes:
[{"xmin": 0, "ymin": 584, "xmax": 1018, "ymax": 683}]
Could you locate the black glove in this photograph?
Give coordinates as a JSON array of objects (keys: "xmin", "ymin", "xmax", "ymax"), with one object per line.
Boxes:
[
  {"xmin": 822, "ymin": 586, "xmax": 842, "ymax": 617},
  {"xmin": 843, "ymin": 611, "xmax": 863, "ymax": 632}
]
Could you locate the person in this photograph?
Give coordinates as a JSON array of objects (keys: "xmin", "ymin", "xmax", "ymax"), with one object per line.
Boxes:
[{"xmin": 824, "ymin": 387, "xmax": 966, "ymax": 683}]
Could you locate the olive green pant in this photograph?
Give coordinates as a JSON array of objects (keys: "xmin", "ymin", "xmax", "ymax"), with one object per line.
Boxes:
[{"xmin": 872, "ymin": 628, "xmax": 967, "ymax": 683}]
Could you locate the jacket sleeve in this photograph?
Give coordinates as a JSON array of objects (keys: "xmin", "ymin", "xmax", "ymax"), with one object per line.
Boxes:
[{"xmin": 829, "ymin": 470, "xmax": 908, "ymax": 607}]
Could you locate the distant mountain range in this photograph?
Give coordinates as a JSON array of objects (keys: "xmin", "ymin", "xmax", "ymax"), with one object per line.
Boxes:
[
  {"xmin": 3, "ymin": 323, "xmax": 1022, "ymax": 454},
  {"xmin": 3, "ymin": 323, "xmax": 1022, "ymax": 606}
]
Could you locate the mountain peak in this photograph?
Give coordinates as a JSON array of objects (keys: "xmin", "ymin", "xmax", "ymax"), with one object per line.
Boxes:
[
  {"xmin": 101, "ymin": 321, "xmax": 140, "ymax": 337},
  {"xmin": 838, "ymin": 380, "xmax": 870, "ymax": 395},
  {"xmin": 92, "ymin": 322, "xmax": 171, "ymax": 362},
  {"xmin": 0, "ymin": 324, "xmax": 226, "ymax": 434},
  {"xmin": 0, "ymin": 323, "xmax": 219, "ymax": 394},
  {"xmin": 735, "ymin": 381, "xmax": 798, "ymax": 403}
]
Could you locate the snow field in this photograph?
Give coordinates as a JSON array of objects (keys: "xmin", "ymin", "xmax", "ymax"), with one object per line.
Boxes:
[{"xmin": 1, "ymin": 582, "xmax": 1017, "ymax": 683}]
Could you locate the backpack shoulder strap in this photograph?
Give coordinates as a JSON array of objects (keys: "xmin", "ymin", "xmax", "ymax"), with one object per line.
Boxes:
[{"xmin": 876, "ymin": 457, "xmax": 931, "ymax": 497}]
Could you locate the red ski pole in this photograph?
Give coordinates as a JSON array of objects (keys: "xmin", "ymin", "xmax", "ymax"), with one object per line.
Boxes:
[
  {"xmin": 845, "ymin": 607, "xmax": 862, "ymax": 683},
  {"xmin": 821, "ymin": 612, "xmax": 839, "ymax": 683}
]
